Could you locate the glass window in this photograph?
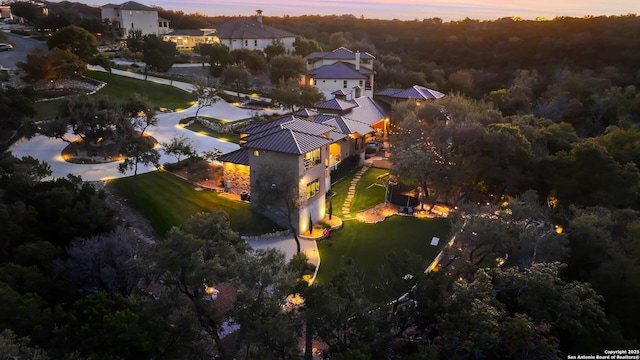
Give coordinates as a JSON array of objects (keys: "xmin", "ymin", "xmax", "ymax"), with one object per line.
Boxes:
[
  {"xmin": 304, "ymin": 148, "xmax": 321, "ymax": 169},
  {"xmin": 306, "ymin": 179, "xmax": 320, "ymax": 199},
  {"xmin": 343, "ymin": 80, "xmax": 348, "ymax": 88}
]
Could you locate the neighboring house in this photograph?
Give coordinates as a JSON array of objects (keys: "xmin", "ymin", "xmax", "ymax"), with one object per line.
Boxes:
[
  {"xmin": 163, "ymin": 29, "xmax": 217, "ymax": 49},
  {"xmin": 0, "ymin": 5, "xmax": 13, "ymax": 20},
  {"xmin": 375, "ymin": 85, "xmax": 445, "ymax": 106},
  {"xmin": 304, "ymin": 47, "xmax": 376, "ymax": 99},
  {"xmin": 215, "ymin": 12, "xmax": 296, "ymax": 53},
  {"xmin": 101, "ymin": 1, "xmax": 170, "ymax": 37}
]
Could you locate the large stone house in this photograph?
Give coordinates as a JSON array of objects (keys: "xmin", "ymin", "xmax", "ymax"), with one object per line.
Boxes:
[
  {"xmin": 101, "ymin": 1, "xmax": 170, "ymax": 37},
  {"xmin": 220, "ymin": 117, "xmax": 340, "ymax": 235},
  {"xmin": 304, "ymin": 47, "xmax": 376, "ymax": 99},
  {"xmin": 219, "ymin": 93, "xmax": 388, "ymax": 234}
]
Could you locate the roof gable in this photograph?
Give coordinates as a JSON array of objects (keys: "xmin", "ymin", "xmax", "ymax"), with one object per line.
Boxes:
[
  {"xmin": 218, "ymin": 148, "xmax": 249, "ymax": 165},
  {"xmin": 308, "ymin": 61, "xmax": 369, "ymax": 79},
  {"xmin": 307, "ymin": 47, "xmax": 375, "ymax": 61},
  {"xmin": 244, "ymin": 128, "xmax": 332, "ymax": 155},
  {"xmin": 315, "ymin": 98, "xmax": 358, "ymax": 112},
  {"xmin": 104, "ymin": 1, "xmax": 155, "ymax": 11},
  {"xmin": 376, "ymin": 85, "xmax": 445, "ymax": 100}
]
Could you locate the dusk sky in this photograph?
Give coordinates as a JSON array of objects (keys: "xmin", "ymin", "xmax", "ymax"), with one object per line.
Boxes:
[{"xmin": 96, "ymin": 0, "xmax": 640, "ymax": 21}]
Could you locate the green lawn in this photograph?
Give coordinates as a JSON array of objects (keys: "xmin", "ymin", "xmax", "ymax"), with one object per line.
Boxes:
[
  {"xmin": 316, "ymin": 216, "xmax": 450, "ymax": 302},
  {"xmin": 83, "ymin": 70, "xmax": 196, "ymax": 111},
  {"xmin": 33, "ymin": 71, "xmax": 196, "ymax": 122},
  {"xmin": 328, "ymin": 166, "xmax": 389, "ymax": 216},
  {"xmin": 328, "ymin": 167, "xmax": 361, "ymax": 217},
  {"xmin": 351, "ymin": 167, "xmax": 389, "ymax": 213},
  {"xmin": 33, "ymin": 99, "xmax": 64, "ymax": 122},
  {"xmin": 110, "ymin": 170, "xmax": 283, "ymax": 236}
]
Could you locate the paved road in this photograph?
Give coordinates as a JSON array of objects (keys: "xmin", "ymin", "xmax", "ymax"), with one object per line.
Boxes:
[{"xmin": 0, "ymin": 28, "xmax": 48, "ymax": 69}]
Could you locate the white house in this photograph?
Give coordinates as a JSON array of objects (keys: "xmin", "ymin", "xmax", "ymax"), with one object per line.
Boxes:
[
  {"xmin": 215, "ymin": 12, "xmax": 296, "ymax": 53},
  {"xmin": 304, "ymin": 47, "xmax": 376, "ymax": 99},
  {"xmin": 101, "ymin": 1, "xmax": 170, "ymax": 37}
]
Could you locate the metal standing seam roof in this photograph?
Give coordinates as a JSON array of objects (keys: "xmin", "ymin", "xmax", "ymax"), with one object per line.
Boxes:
[
  {"xmin": 215, "ymin": 18, "xmax": 296, "ymax": 39},
  {"xmin": 307, "ymin": 46, "xmax": 375, "ymax": 60},
  {"xmin": 308, "ymin": 61, "xmax": 370, "ymax": 79},
  {"xmin": 293, "ymin": 108, "xmax": 319, "ymax": 118},
  {"xmin": 349, "ymin": 97, "xmax": 388, "ymax": 124},
  {"xmin": 331, "ymin": 89, "xmax": 350, "ymax": 96},
  {"xmin": 376, "ymin": 85, "xmax": 445, "ymax": 100},
  {"xmin": 281, "ymin": 119, "xmax": 336, "ymax": 136},
  {"xmin": 315, "ymin": 98, "xmax": 358, "ymax": 112},
  {"xmin": 238, "ymin": 116, "xmax": 294, "ymax": 134},
  {"xmin": 240, "ymin": 116, "xmax": 336, "ymax": 149},
  {"xmin": 244, "ymin": 128, "xmax": 333, "ymax": 155},
  {"xmin": 310, "ymin": 113, "xmax": 374, "ymax": 136},
  {"xmin": 218, "ymin": 148, "xmax": 250, "ymax": 165}
]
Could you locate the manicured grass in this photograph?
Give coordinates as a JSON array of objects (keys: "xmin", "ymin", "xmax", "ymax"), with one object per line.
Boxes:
[
  {"xmin": 328, "ymin": 167, "xmax": 361, "ymax": 217},
  {"xmin": 351, "ymin": 167, "xmax": 389, "ymax": 213},
  {"xmin": 84, "ymin": 70, "xmax": 196, "ymax": 111},
  {"xmin": 316, "ymin": 216, "xmax": 450, "ymax": 302},
  {"xmin": 109, "ymin": 170, "xmax": 283, "ymax": 236},
  {"xmin": 33, "ymin": 99, "xmax": 64, "ymax": 122}
]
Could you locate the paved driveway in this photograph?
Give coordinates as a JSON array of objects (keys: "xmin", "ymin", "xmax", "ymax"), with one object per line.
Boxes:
[{"xmin": 0, "ymin": 29, "xmax": 49, "ymax": 69}]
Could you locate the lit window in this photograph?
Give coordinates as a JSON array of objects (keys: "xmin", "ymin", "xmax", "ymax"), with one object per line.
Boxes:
[
  {"xmin": 306, "ymin": 179, "xmax": 320, "ymax": 199},
  {"xmin": 304, "ymin": 148, "xmax": 321, "ymax": 169},
  {"xmin": 253, "ymin": 150, "xmax": 260, "ymax": 157}
]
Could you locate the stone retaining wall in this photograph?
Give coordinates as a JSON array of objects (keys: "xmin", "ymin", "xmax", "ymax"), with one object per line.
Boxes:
[{"xmin": 241, "ymin": 229, "xmax": 291, "ymax": 241}]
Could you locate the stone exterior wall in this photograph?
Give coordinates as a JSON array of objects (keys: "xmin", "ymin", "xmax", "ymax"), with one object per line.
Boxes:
[{"xmin": 222, "ymin": 163, "xmax": 250, "ymax": 195}]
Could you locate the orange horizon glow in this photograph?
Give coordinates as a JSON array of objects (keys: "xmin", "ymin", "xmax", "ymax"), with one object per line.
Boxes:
[{"xmin": 104, "ymin": 0, "xmax": 640, "ymax": 21}]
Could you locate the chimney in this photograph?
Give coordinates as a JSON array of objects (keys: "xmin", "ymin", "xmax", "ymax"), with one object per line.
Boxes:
[
  {"xmin": 355, "ymin": 50, "xmax": 360, "ymax": 71},
  {"xmin": 256, "ymin": 9, "xmax": 263, "ymax": 23}
]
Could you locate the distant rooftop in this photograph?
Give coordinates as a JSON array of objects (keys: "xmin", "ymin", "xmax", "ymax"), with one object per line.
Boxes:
[
  {"xmin": 102, "ymin": 1, "xmax": 155, "ymax": 11},
  {"xmin": 216, "ymin": 17, "xmax": 295, "ymax": 40},
  {"xmin": 307, "ymin": 47, "xmax": 375, "ymax": 61}
]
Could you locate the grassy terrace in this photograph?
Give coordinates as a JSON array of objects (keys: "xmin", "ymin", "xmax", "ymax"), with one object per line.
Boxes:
[
  {"xmin": 33, "ymin": 70, "xmax": 196, "ymax": 122},
  {"xmin": 316, "ymin": 216, "xmax": 450, "ymax": 302},
  {"xmin": 110, "ymin": 171, "xmax": 282, "ymax": 236},
  {"xmin": 351, "ymin": 167, "xmax": 388, "ymax": 213},
  {"xmin": 84, "ymin": 70, "xmax": 195, "ymax": 110}
]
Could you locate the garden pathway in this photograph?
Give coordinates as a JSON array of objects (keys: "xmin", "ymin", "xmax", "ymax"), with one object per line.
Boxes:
[{"xmin": 341, "ymin": 166, "xmax": 370, "ymax": 219}]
